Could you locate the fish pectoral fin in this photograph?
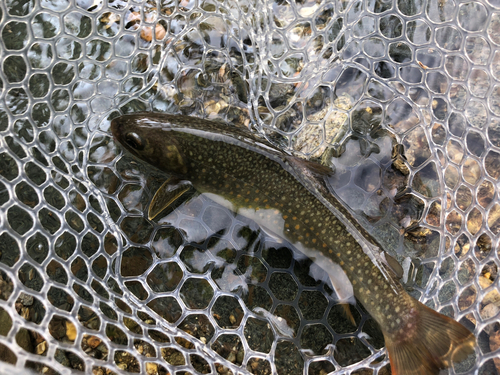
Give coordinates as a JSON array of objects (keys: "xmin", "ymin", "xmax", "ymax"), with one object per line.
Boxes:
[{"xmin": 148, "ymin": 178, "xmax": 194, "ymax": 220}]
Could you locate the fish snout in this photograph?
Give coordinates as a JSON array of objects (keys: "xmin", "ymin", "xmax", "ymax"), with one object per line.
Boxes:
[{"xmin": 110, "ymin": 116, "xmax": 124, "ymax": 141}]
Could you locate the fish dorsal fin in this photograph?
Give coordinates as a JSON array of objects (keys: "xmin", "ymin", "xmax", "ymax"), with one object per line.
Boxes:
[
  {"xmin": 380, "ymin": 252, "xmax": 404, "ymax": 279},
  {"xmin": 285, "ymin": 155, "xmax": 334, "ymax": 178},
  {"xmin": 148, "ymin": 178, "xmax": 194, "ymax": 220}
]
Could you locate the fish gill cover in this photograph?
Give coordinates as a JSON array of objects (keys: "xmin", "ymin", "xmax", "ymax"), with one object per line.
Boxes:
[{"xmin": 0, "ymin": 0, "xmax": 498, "ymax": 374}]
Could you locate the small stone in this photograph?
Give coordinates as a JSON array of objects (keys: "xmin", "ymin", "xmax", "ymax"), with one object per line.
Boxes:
[
  {"xmin": 0, "ymin": 309, "xmax": 12, "ymax": 336},
  {"xmin": 145, "ymin": 362, "xmax": 157, "ymax": 374},
  {"xmin": 155, "ymin": 24, "xmax": 166, "ymax": 39},
  {"xmin": 117, "ymin": 363, "xmax": 128, "ymax": 370},
  {"xmin": 35, "ymin": 341, "xmax": 47, "ymax": 355},
  {"xmin": 479, "ymin": 277, "xmax": 500, "ymax": 305},
  {"xmin": 140, "ymin": 24, "xmax": 166, "ymax": 42},
  {"xmin": 87, "ymin": 335, "xmax": 101, "ymax": 349},
  {"xmin": 216, "ymin": 364, "xmax": 231, "ymax": 375},
  {"xmin": 481, "ymin": 303, "xmax": 499, "ymax": 323},
  {"xmin": 21, "ymin": 307, "xmax": 30, "ymax": 320},
  {"xmin": 65, "ymin": 321, "xmax": 77, "ymax": 341},
  {"xmin": 229, "ymin": 315, "xmax": 236, "ymax": 324},
  {"xmin": 236, "ymin": 348, "xmax": 244, "ymax": 364},
  {"xmin": 227, "ymin": 352, "xmax": 236, "ymax": 363},
  {"xmin": 479, "ymin": 276, "xmax": 491, "ymax": 288},
  {"xmin": 18, "ymin": 293, "xmax": 33, "ymax": 306},
  {"xmin": 15, "ymin": 328, "xmax": 33, "ymax": 352}
]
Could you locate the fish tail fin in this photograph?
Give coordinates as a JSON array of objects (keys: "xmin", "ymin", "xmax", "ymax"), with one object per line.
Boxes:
[{"xmin": 383, "ymin": 301, "xmax": 476, "ymax": 375}]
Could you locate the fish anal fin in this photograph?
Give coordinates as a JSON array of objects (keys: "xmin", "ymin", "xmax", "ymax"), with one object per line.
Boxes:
[
  {"xmin": 286, "ymin": 155, "xmax": 334, "ymax": 177},
  {"xmin": 384, "ymin": 300, "xmax": 476, "ymax": 375},
  {"xmin": 148, "ymin": 178, "xmax": 194, "ymax": 220}
]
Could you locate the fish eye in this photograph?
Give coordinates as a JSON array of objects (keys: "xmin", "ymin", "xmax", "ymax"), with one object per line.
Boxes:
[{"xmin": 125, "ymin": 132, "xmax": 145, "ymax": 151}]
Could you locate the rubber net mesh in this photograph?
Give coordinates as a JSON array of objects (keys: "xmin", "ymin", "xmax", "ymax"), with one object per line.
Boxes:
[{"xmin": 0, "ymin": 0, "xmax": 499, "ymax": 374}]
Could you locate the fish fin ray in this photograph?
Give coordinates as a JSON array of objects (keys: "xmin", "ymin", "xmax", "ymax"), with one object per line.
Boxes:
[
  {"xmin": 285, "ymin": 155, "xmax": 334, "ymax": 177},
  {"xmin": 384, "ymin": 301, "xmax": 475, "ymax": 375},
  {"xmin": 148, "ymin": 178, "xmax": 194, "ymax": 220},
  {"xmin": 340, "ymin": 303, "xmax": 356, "ymax": 326}
]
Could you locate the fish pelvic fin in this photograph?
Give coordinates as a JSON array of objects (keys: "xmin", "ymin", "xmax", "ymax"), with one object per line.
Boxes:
[
  {"xmin": 383, "ymin": 301, "xmax": 476, "ymax": 375},
  {"xmin": 340, "ymin": 303, "xmax": 356, "ymax": 326}
]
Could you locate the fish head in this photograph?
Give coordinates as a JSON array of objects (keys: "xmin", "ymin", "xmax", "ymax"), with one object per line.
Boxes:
[{"xmin": 111, "ymin": 113, "xmax": 189, "ymax": 176}]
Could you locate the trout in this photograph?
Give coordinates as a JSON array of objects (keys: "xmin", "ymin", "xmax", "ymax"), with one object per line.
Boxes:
[{"xmin": 111, "ymin": 113, "xmax": 475, "ymax": 375}]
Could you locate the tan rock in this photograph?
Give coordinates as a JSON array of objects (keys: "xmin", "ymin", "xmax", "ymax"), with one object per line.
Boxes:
[
  {"xmin": 87, "ymin": 335, "xmax": 102, "ymax": 349},
  {"xmin": 480, "ymin": 303, "xmax": 499, "ymax": 322},
  {"xmin": 35, "ymin": 341, "xmax": 47, "ymax": 355},
  {"xmin": 140, "ymin": 24, "xmax": 166, "ymax": 42},
  {"xmin": 65, "ymin": 321, "xmax": 77, "ymax": 341},
  {"xmin": 145, "ymin": 362, "xmax": 158, "ymax": 374},
  {"xmin": 479, "ymin": 276, "xmax": 500, "ymax": 306}
]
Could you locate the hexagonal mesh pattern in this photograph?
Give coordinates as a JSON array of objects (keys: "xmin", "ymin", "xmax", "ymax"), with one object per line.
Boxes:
[{"xmin": 0, "ymin": 0, "xmax": 499, "ymax": 374}]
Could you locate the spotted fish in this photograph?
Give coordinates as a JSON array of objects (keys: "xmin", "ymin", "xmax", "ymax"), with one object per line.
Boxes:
[{"xmin": 111, "ymin": 113, "xmax": 476, "ymax": 375}]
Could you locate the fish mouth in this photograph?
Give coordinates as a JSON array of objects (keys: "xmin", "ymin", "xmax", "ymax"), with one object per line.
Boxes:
[{"xmin": 110, "ymin": 116, "xmax": 124, "ymax": 143}]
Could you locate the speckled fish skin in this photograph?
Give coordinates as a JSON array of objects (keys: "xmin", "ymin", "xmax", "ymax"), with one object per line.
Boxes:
[{"xmin": 111, "ymin": 112, "xmax": 476, "ymax": 375}]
